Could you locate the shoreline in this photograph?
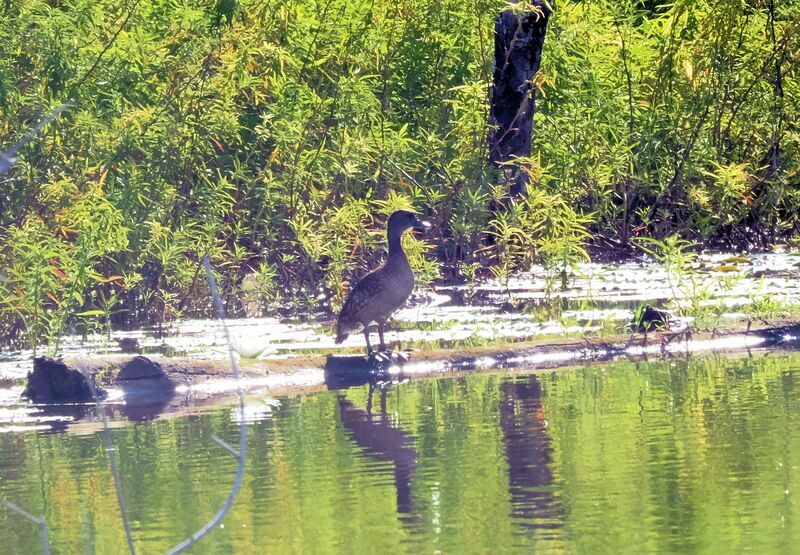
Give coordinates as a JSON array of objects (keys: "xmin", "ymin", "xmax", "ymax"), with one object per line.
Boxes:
[{"xmin": 21, "ymin": 320, "xmax": 800, "ymax": 407}]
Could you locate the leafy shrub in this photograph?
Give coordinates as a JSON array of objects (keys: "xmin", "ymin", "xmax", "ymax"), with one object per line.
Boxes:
[{"xmin": 1, "ymin": 0, "xmax": 798, "ymax": 351}]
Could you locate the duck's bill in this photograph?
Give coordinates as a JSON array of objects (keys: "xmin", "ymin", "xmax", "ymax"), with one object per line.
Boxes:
[{"xmin": 413, "ymin": 219, "xmax": 430, "ymax": 236}]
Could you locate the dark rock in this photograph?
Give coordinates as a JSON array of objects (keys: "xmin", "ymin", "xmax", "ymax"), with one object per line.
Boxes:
[
  {"xmin": 23, "ymin": 357, "xmax": 98, "ymax": 403},
  {"xmin": 325, "ymin": 352, "xmax": 405, "ymax": 389},
  {"xmin": 325, "ymin": 354, "xmax": 374, "ymax": 389},
  {"xmin": 444, "ymin": 289, "xmax": 466, "ymax": 306},
  {"xmin": 499, "ymin": 301, "xmax": 518, "ymax": 313},
  {"xmin": 632, "ymin": 305, "xmax": 671, "ymax": 333},
  {"xmin": 118, "ymin": 356, "xmax": 163, "ymax": 380}
]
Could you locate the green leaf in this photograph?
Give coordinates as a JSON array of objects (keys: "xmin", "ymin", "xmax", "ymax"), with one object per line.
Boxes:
[{"xmin": 75, "ymin": 310, "xmax": 104, "ymax": 317}]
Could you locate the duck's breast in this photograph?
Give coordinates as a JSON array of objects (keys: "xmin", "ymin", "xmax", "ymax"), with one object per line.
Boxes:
[{"xmin": 384, "ymin": 261, "xmax": 414, "ymax": 305}]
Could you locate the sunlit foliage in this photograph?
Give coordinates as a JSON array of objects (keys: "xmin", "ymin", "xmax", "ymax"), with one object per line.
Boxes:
[{"xmin": 0, "ymin": 0, "xmax": 798, "ymax": 350}]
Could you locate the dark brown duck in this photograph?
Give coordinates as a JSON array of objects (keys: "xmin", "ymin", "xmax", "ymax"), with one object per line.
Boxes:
[{"xmin": 335, "ymin": 210, "xmax": 426, "ymax": 354}]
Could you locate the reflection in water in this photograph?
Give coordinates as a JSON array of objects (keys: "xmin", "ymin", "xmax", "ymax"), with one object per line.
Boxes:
[
  {"xmin": 6, "ymin": 354, "xmax": 800, "ymax": 552},
  {"xmin": 500, "ymin": 376, "xmax": 562, "ymax": 533},
  {"xmin": 338, "ymin": 385, "xmax": 419, "ymax": 529}
]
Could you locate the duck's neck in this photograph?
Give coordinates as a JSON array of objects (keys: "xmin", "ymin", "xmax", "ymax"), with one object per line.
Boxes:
[{"xmin": 387, "ymin": 230, "xmax": 406, "ymax": 260}]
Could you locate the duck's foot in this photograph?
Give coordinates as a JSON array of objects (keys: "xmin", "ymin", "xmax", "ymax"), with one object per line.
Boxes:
[
  {"xmin": 368, "ymin": 348, "xmax": 409, "ymax": 369},
  {"xmin": 367, "ymin": 351, "xmax": 392, "ymax": 373}
]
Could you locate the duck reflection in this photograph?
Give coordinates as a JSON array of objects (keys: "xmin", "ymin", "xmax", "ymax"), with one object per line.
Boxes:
[
  {"xmin": 500, "ymin": 375, "xmax": 562, "ymax": 532},
  {"xmin": 337, "ymin": 384, "xmax": 418, "ymax": 527}
]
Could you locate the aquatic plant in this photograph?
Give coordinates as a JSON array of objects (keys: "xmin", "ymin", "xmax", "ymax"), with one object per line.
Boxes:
[
  {"xmin": 744, "ymin": 278, "xmax": 800, "ymax": 330},
  {"xmin": 482, "ymin": 187, "xmax": 591, "ymax": 298},
  {"xmin": 237, "ymin": 262, "xmax": 279, "ymax": 317},
  {"xmin": 634, "ymin": 235, "xmax": 741, "ymax": 330},
  {"xmin": 458, "ymin": 261, "xmax": 483, "ymax": 301}
]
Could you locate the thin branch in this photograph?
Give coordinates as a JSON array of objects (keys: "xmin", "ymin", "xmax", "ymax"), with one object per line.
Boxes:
[
  {"xmin": 644, "ymin": 103, "xmax": 711, "ymax": 226},
  {"xmin": 614, "ymin": 15, "xmax": 636, "ymax": 144},
  {"xmin": 212, "ymin": 435, "xmax": 241, "ymax": 460},
  {"xmin": 75, "ymin": 1, "xmax": 140, "ymax": 88},
  {"xmin": 133, "ymin": 53, "xmax": 213, "ymax": 151},
  {"xmin": 167, "ymin": 256, "xmax": 247, "ymax": 554},
  {"xmin": 2, "ymin": 500, "xmax": 50, "ymax": 554},
  {"xmin": 721, "ymin": 26, "xmax": 795, "ymax": 145}
]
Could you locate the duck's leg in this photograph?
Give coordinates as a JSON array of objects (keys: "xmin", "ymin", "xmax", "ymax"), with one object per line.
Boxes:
[
  {"xmin": 366, "ymin": 381, "xmax": 375, "ymax": 415},
  {"xmin": 363, "ymin": 326, "xmax": 373, "ymax": 355},
  {"xmin": 378, "ymin": 320, "xmax": 387, "ymax": 352}
]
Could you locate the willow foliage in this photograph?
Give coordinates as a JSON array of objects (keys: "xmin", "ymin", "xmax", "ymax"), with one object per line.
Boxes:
[{"xmin": 0, "ymin": 0, "xmax": 798, "ymax": 349}]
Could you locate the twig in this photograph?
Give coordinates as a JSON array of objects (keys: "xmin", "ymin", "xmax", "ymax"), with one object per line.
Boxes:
[
  {"xmin": 211, "ymin": 435, "xmax": 241, "ymax": 460},
  {"xmin": 75, "ymin": 1, "xmax": 140, "ymax": 88},
  {"xmin": 0, "ymin": 103, "xmax": 71, "ymax": 175},
  {"xmin": 644, "ymin": 104, "xmax": 710, "ymax": 226},
  {"xmin": 166, "ymin": 256, "xmax": 247, "ymax": 554},
  {"xmin": 613, "ymin": 14, "xmax": 636, "ymax": 143},
  {"xmin": 2, "ymin": 500, "xmax": 50, "ymax": 554}
]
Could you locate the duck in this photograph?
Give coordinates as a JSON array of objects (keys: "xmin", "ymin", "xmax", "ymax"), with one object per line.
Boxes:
[{"xmin": 336, "ymin": 210, "xmax": 426, "ymax": 355}]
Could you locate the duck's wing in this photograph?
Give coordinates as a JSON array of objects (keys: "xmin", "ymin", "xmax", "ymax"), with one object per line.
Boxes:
[{"xmin": 338, "ymin": 269, "xmax": 387, "ymax": 326}]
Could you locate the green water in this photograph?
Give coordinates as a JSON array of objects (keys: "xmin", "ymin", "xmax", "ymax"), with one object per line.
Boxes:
[{"xmin": 3, "ymin": 352, "xmax": 800, "ymax": 553}]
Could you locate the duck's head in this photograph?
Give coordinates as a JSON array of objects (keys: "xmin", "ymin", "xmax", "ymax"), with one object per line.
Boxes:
[{"xmin": 387, "ymin": 210, "xmax": 427, "ymax": 240}]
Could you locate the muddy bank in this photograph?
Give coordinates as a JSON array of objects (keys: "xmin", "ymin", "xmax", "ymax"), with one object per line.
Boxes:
[{"xmin": 22, "ymin": 322, "xmax": 800, "ymax": 408}]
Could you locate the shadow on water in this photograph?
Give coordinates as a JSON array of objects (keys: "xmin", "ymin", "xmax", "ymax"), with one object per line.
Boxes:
[
  {"xmin": 324, "ymin": 355, "xmax": 377, "ymax": 389},
  {"xmin": 499, "ymin": 375, "xmax": 563, "ymax": 535},
  {"xmin": 337, "ymin": 384, "xmax": 420, "ymax": 532},
  {"xmin": 330, "ymin": 361, "xmax": 564, "ymax": 536},
  {"xmin": 114, "ymin": 382, "xmax": 174, "ymax": 421}
]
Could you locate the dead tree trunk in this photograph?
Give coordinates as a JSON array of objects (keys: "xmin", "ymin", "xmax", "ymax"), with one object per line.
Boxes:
[{"xmin": 488, "ymin": 2, "xmax": 552, "ymax": 198}]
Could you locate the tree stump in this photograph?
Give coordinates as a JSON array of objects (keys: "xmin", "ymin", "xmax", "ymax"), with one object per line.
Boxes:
[
  {"xmin": 24, "ymin": 358, "xmax": 96, "ymax": 403},
  {"xmin": 489, "ymin": 2, "xmax": 552, "ymax": 198}
]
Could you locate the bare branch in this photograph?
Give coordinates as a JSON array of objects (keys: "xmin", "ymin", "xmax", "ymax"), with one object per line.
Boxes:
[
  {"xmin": 166, "ymin": 256, "xmax": 247, "ymax": 554},
  {"xmin": 2, "ymin": 500, "xmax": 50, "ymax": 554}
]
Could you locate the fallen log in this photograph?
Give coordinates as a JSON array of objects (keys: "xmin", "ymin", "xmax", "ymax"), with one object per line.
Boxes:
[{"xmin": 21, "ymin": 322, "xmax": 800, "ymax": 409}]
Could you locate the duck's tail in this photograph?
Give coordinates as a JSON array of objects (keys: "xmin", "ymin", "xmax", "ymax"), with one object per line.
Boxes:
[{"xmin": 335, "ymin": 321, "xmax": 349, "ymax": 344}]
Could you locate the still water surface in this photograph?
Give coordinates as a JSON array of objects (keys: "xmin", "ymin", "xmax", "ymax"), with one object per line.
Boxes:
[{"xmin": 2, "ymin": 352, "xmax": 800, "ymax": 553}]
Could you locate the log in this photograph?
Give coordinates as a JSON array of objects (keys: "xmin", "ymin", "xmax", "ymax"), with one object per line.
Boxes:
[
  {"xmin": 20, "ymin": 322, "xmax": 800, "ymax": 411},
  {"xmin": 488, "ymin": 1, "xmax": 552, "ymax": 197}
]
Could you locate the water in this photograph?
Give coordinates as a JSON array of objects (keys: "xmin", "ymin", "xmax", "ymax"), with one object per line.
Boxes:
[
  {"xmin": 2, "ymin": 252, "xmax": 799, "ymax": 367},
  {"xmin": 2, "ymin": 351, "xmax": 800, "ymax": 553}
]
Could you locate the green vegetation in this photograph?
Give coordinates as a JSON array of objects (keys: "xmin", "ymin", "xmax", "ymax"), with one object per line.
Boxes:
[
  {"xmin": 744, "ymin": 277, "xmax": 799, "ymax": 328},
  {"xmin": 635, "ymin": 235, "xmax": 722, "ymax": 327},
  {"xmin": 637, "ymin": 235, "xmax": 800, "ymax": 331},
  {"xmin": 1, "ymin": 0, "xmax": 799, "ymax": 351}
]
